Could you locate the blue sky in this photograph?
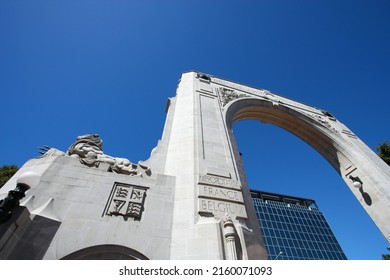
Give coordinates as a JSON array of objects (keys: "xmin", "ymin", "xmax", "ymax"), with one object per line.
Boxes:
[{"xmin": 0, "ymin": 1, "xmax": 389, "ymax": 259}]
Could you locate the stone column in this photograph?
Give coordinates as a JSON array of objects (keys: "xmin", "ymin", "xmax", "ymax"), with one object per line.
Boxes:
[{"xmin": 222, "ymin": 215, "xmax": 238, "ymax": 260}]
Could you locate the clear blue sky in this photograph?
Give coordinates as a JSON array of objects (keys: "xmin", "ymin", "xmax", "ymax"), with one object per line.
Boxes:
[{"xmin": 0, "ymin": 0, "xmax": 389, "ymax": 259}]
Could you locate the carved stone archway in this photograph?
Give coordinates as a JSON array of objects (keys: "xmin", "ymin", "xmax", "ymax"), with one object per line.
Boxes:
[
  {"xmin": 161, "ymin": 71, "xmax": 390, "ymax": 259},
  {"xmin": 61, "ymin": 244, "xmax": 149, "ymax": 260},
  {"xmin": 224, "ymin": 94, "xmax": 390, "ymax": 244}
]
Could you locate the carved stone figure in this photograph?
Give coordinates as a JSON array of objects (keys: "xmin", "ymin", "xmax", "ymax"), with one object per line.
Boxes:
[{"xmin": 66, "ymin": 134, "xmax": 150, "ymax": 176}]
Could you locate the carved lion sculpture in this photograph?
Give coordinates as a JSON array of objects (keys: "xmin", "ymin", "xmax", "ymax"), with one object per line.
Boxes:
[{"xmin": 66, "ymin": 134, "xmax": 150, "ymax": 176}]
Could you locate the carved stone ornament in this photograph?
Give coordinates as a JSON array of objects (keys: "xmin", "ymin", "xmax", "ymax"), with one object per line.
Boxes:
[
  {"xmin": 105, "ymin": 183, "xmax": 147, "ymax": 220},
  {"xmin": 218, "ymin": 87, "xmax": 249, "ymax": 107},
  {"xmin": 65, "ymin": 134, "xmax": 151, "ymax": 177},
  {"xmin": 222, "ymin": 214, "xmax": 239, "ymax": 260},
  {"xmin": 218, "ymin": 87, "xmax": 283, "ymax": 108},
  {"xmin": 311, "ymin": 114, "xmax": 339, "ymax": 134}
]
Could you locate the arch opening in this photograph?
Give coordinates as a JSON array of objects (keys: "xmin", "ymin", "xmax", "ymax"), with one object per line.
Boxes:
[
  {"xmin": 60, "ymin": 244, "xmax": 149, "ymax": 260},
  {"xmin": 226, "ymin": 98, "xmax": 342, "ymax": 173},
  {"xmin": 223, "ymin": 97, "xmax": 390, "ymax": 259}
]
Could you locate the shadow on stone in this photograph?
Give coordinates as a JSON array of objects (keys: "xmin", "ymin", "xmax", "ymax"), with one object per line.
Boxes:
[
  {"xmin": 7, "ymin": 215, "xmax": 61, "ymax": 259},
  {"xmin": 360, "ymin": 188, "xmax": 372, "ymax": 206}
]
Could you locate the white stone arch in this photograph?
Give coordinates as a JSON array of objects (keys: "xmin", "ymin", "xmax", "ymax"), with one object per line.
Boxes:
[
  {"xmin": 223, "ymin": 96, "xmax": 390, "ymax": 243},
  {"xmin": 160, "ymin": 71, "xmax": 389, "ymax": 259}
]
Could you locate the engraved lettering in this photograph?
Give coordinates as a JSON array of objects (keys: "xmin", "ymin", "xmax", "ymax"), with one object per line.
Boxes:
[
  {"xmin": 218, "ymin": 202, "xmax": 226, "ymax": 212},
  {"xmin": 202, "ymin": 200, "xmax": 208, "ymax": 210},
  {"xmin": 198, "ymin": 198, "xmax": 247, "ymax": 218},
  {"xmin": 198, "ymin": 185, "xmax": 243, "ymax": 203},
  {"xmin": 198, "ymin": 174, "xmax": 241, "ymax": 190}
]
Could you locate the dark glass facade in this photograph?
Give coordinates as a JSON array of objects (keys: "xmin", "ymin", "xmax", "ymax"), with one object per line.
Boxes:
[{"xmin": 251, "ymin": 190, "xmax": 347, "ymax": 260}]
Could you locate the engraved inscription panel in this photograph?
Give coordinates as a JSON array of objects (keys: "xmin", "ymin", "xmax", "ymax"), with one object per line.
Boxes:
[
  {"xmin": 198, "ymin": 199, "xmax": 247, "ymax": 219},
  {"xmin": 198, "ymin": 173, "xmax": 246, "ymax": 219},
  {"xmin": 198, "ymin": 185, "xmax": 244, "ymax": 203},
  {"xmin": 105, "ymin": 182, "xmax": 147, "ymax": 220},
  {"xmin": 198, "ymin": 174, "xmax": 241, "ymax": 190}
]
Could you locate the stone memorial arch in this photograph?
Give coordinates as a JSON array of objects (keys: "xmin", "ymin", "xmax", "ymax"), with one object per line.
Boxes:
[
  {"xmin": 161, "ymin": 71, "xmax": 390, "ymax": 259},
  {"xmin": 1, "ymin": 71, "xmax": 389, "ymax": 260}
]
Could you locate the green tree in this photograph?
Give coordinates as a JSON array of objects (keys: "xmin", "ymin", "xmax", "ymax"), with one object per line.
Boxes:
[
  {"xmin": 376, "ymin": 142, "xmax": 390, "ymax": 260},
  {"xmin": 382, "ymin": 248, "xmax": 390, "ymax": 260},
  {"xmin": 377, "ymin": 142, "xmax": 390, "ymax": 260},
  {"xmin": 0, "ymin": 165, "xmax": 19, "ymax": 188},
  {"xmin": 377, "ymin": 141, "xmax": 390, "ymax": 166}
]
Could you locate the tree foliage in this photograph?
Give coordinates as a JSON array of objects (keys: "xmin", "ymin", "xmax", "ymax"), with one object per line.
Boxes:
[
  {"xmin": 0, "ymin": 165, "xmax": 19, "ymax": 188},
  {"xmin": 382, "ymin": 247, "xmax": 390, "ymax": 260},
  {"xmin": 377, "ymin": 141, "xmax": 390, "ymax": 166}
]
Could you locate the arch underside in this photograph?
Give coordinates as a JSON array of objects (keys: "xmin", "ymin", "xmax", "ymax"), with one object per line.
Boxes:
[
  {"xmin": 226, "ymin": 99, "xmax": 343, "ymax": 174},
  {"xmin": 61, "ymin": 244, "xmax": 149, "ymax": 260},
  {"xmin": 224, "ymin": 97, "xmax": 390, "ymax": 244}
]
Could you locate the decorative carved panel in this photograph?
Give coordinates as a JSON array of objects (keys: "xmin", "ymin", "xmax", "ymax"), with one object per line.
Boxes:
[
  {"xmin": 104, "ymin": 182, "xmax": 148, "ymax": 220},
  {"xmin": 218, "ymin": 88, "xmax": 249, "ymax": 107}
]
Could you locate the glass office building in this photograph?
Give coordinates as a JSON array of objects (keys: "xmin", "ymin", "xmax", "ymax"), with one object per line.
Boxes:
[{"xmin": 251, "ymin": 190, "xmax": 347, "ymax": 260}]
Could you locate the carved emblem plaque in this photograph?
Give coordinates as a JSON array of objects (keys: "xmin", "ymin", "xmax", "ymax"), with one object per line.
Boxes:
[{"xmin": 104, "ymin": 182, "xmax": 148, "ymax": 220}]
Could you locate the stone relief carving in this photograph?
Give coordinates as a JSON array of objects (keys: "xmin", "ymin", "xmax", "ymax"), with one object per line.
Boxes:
[
  {"xmin": 66, "ymin": 134, "xmax": 151, "ymax": 176},
  {"xmin": 218, "ymin": 87, "xmax": 282, "ymax": 108},
  {"xmin": 39, "ymin": 134, "xmax": 150, "ymax": 177},
  {"xmin": 217, "ymin": 85, "xmax": 340, "ymax": 135},
  {"xmin": 310, "ymin": 113, "xmax": 339, "ymax": 134},
  {"xmin": 38, "ymin": 134, "xmax": 151, "ymax": 177},
  {"xmin": 105, "ymin": 183, "xmax": 147, "ymax": 220},
  {"xmin": 222, "ymin": 214, "xmax": 239, "ymax": 260},
  {"xmin": 218, "ymin": 87, "xmax": 249, "ymax": 107}
]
